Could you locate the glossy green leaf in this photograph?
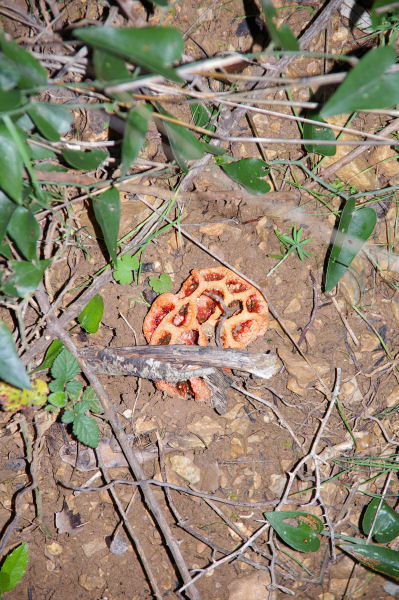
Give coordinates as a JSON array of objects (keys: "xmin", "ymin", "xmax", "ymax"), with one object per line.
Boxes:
[
  {"xmin": 341, "ymin": 542, "xmax": 399, "ymax": 581},
  {"xmin": 0, "ymin": 240, "xmax": 11, "ymax": 259},
  {"xmin": 265, "ymin": 510, "xmax": 324, "ymax": 552},
  {"xmin": 78, "ymin": 294, "xmax": 104, "ymax": 333},
  {"xmin": 62, "ymin": 148, "xmax": 108, "ymax": 170},
  {"xmin": 51, "ymin": 349, "xmax": 80, "ymax": 384},
  {"xmin": 221, "ymin": 158, "xmax": 271, "ymax": 195},
  {"xmin": 92, "ymin": 187, "xmax": 120, "ymax": 266},
  {"xmin": 0, "ymin": 124, "xmax": 23, "ymax": 203},
  {"xmin": 155, "ymin": 105, "xmax": 205, "ymax": 171},
  {"xmin": 93, "ymin": 49, "xmax": 130, "ymax": 82},
  {"xmin": 0, "ymin": 88, "xmax": 22, "ymax": 112},
  {"xmin": 363, "ymin": 498, "xmax": 399, "ymax": 543},
  {"xmin": 303, "ymin": 113, "xmax": 336, "ymax": 156},
  {"xmin": 0, "ymin": 54, "xmax": 19, "ymax": 90},
  {"xmin": 0, "ymin": 543, "xmax": 28, "ymax": 594},
  {"xmin": 7, "ymin": 207, "xmax": 40, "ymax": 260},
  {"xmin": 321, "ymin": 46, "xmax": 399, "ymax": 118},
  {"xmin": 113, "ymin": 253, "xmax": 139, "ymax": 284},
  {"xmin": 2, "ymin": 259, "xmax": 50, "ymax": 298},
  {"xmin": 32, "ymin": 339, "xmax": 64, "ymax": 372},
  {"xmin": 0, "ymin": 323, "xmax": 31, "ymax": 389},
  {"xmin": 0, "ymin": 34, "xmax": 47, "ymax": 89},
  {"xmin": 260, "ymin": 0, "xmax": 299, "ymax": 50},
  {"xmin": 48, "ymin": 391, "xmax": 67, "ymax": 408},
  {"xmin": 74, "ymin": 26, "xmax": 183, "ymax": 82},
  {"xmin": 325, "ymin": 199, "xmax": 377, "ymax": 292},
  {"xmin": 28, "ymin": 103, "xmax": 73, "ymax": 142},
  {"xmin": 121, "ymin": 104, "xmax": 153, "ymax": 176},
  {"xmin": 0, "ymin": 191, "xmax": 16, "ymax": 243},
  {"xmin": 73, "ymin": 414, "xmax": 99, "ymax": 448}
]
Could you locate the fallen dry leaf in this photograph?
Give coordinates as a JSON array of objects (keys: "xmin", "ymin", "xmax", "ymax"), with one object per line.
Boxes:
[{"xmin": 55, "ymin": 500, "xmax": 83, "ymax": 536}]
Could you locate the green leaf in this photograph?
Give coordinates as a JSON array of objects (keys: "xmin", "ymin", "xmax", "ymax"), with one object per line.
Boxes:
[
  {"xmin": 48, "ymin": 391, "xmax": 67, "ymax": 407},
  {"xmin": 113, "ymin": 253, "xmax": 139, "ymax": 284},
  {"xmin": 27, "ymin": 136, "xmax": 57, "ymax": 160},
  {"xmin": 92, "ymin": 187, "xmax": 120, "ymax": 266},
  {"xmin": 325, "ymin": 199, "xmax": 377, "ymax": 292},
  {"xmin": 62, "ymin": 148, "xmax": 108, "ymax": 171},
  {"xmin": 74, "ymin": 26, "xmax": 183, "ymax": 82},
  {"xmin": 303, "ymin": 113, "xmax": 336, "ymax": 156},
  {"xmin": 0, "ymin": 88, "xmax": 22, "ymax": 112},
  {"xmin": 0, "ymin": 240, "xmax": 11, "ymax": 259},
  {"xmin": 2, "ymin": 259, "xmax": 51, "ymax": 298},
  {"xmin": 73, "ymin": 414, "xmax": 99, "ymax": 448},
  {"xmin": 0, "ymin": 124, "xmax": 23, "ymax": 203},
  {"xmin": 82, "ymin": 386, "xmax": 104, "ymax": 414},
  {"xmin": 33, "ymin": 340, "xmax": 64, "ymax": 372},
  {"xmin": 341, "ymin": 542, "xmax": 399, "ymax": 581},
  {"xmin": 220, "ymin": 158, "xmax": 271, "ymax": 195},
  {"xmin": 0, "ymin": 543, "xmax": 28, "ymax": 594},
  {"xmin": 0, "ymin": 322, "xmax": 31, "ymax": 389},
  {"xmin": 155, "ymin": 104, "xmax": 205, "ymax": 171},
  {"xmin": 0, "ymin": 191, "xmax": 16, "ymax": 244},
  {"xmin": 48, "ymin": 379, "xmax": 63, "ymax": 393},
  {"xmin": 371, "ymin": 0, "xmax": 395, "ymax": 29},
  {"xmin": 74, "ymin": 399, "xmax": 91, "ymax": 415},
  {"xmin": 149, "ymin": 273, "xmax": 172, "ymax": 294},
  {"xmin": 93, "ymin": 49, "xmax": 130, "ymax": 82},
  {"xmin": 66, "ymin": 379, "xmax": 82, "ymax": 401},
  {"xmin": 28, "ymin": 103, "xmax": 73, "ymax": 142},
  {"xmin": 321, "ymin": 46, "xmax": 399, "ymax": 118},
  {"xmin": 0, "ymin": 34, "xmax": 47, "ymax": 89},
  {"xmin": 190, "ymin": 103, "xmax": 213, "ymax": 128},
  {"xmin": 260, "ymin": 0, "xmax": 299, "ymax": 50},
  {"xmin": 78, "ymin": 294, "xmax": 104, "ymax": 334},
  {"xmin": 61, "ymin": 409, "xmax": 74, "ymax": 424},
  {"xmin": 0, "ymin": 54, "xmax": 20, "ymax": 90},
  {"xmin": 362, "ymin": 498, "xmax": 399, "ymax": 543},
  {"xmin": 121, "ymin": 104, "xmax": 153, "ymax": 177},
  {"xmin": 265, "ymin": 510, "xmax": 324, "ymax": 552},
  {"xmin": 7, "ymin": 207, "xmax": 40, "ymax": 260},
  {"xmin": 51, "ymin": 349, "xmax": 80, "ymax": 384}
]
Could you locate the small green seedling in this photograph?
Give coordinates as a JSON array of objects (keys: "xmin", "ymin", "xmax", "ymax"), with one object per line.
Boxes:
[
  {"xmin": 0, "ymin": 543, "xmax": 29, "ymax": 599},
  {"xmin": 267, "ymin": 225, "xmax": 312, "ymax": 277},
  {"xmin": 46, "ymin": 348, "xmax": 102, "ymax": 448},
  {"xmin": 148, "ymin": 273, "xmax": 172, "ymax": 294},
  {"xmin": 113, "ymin": 254, "xmax": 140, "ymax": 284}
]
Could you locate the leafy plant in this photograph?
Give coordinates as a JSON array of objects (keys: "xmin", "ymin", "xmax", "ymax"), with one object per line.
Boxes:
[
  {"xmin": 0, "ymin": 543, "xmax": 29, "ymax": 599},
  {"xmin": 267, "ymin": 225, "xmax": 312, "ymax": 277},
  {"xmin": 0, "ymin": 322, "xmax": 31, "ymax": 389},
  {"xmin": 218, "ymin": 157, "xmax": 271, "ymax": 195},
  {"xmin": 266, "ymin": 509, "xmax": 399, "ymax": 581},
  {"xmin": 303, "ymin": 113, "xmax": 336, "ymax": 156},
  {"xmin": 324, "ymin": 199, "xmax": 377, "ymax": 293},
  {"xmin": 46, "ymin": 348, "xmax": 102, "ymax": 448},
  {"xmin": 148, "ymin": 272, "xmax": 172, "ymax": 294}
]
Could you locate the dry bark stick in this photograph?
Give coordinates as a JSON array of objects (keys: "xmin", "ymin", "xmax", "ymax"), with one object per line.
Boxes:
[{"xmin": 79, "ymin": 345, "xmax": 279, "ymax": 381}]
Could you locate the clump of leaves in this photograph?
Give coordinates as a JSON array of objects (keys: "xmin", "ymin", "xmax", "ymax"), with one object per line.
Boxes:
[
  {"xmin": 148, "ymin": 273, "xmax": 172, "ymax": 294},
  {"xmin": 0, "ymin": 543, "xmax": 29, "ymax": 599},
  {"xmin": 46, "ymin": 347, "xmax": 102, "ymax": 448},
  {"xmin": 267, "ymin": 225, "xmax": 312, "ymax": 277}
]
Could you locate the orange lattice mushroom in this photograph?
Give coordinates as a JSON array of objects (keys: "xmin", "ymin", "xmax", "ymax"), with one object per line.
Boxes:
[{"xmin": 143, "ymin": 267, "xmax": 268, "ymax": 401}]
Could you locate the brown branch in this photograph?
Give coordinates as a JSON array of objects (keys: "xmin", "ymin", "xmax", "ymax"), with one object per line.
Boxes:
[{"xmin": 78, "ymin": 345, "xmax": 279, "ymax": 380}]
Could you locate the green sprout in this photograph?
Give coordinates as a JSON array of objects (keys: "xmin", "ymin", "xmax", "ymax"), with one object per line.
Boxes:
[{"xmin": 267, "ymin": 225, "xmax": 312, "ymax": 277}]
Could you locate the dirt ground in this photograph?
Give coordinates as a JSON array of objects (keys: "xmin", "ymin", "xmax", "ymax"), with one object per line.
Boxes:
[{"xmin": 1, "ymin": 1, "xmax": 399, "ymax": 599}]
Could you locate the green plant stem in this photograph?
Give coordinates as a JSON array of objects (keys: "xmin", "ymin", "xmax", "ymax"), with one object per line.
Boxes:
[{"xmin": 270, "ymin": 159, "xmax": 349, "ymax": 200}]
